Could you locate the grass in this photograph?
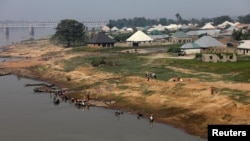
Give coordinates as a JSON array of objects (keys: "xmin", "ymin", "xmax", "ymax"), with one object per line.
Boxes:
[
  {"xmin": 150, "ymin": 57, "xmax": 250, "ymax": 82},
  {"xmin": 219, "ymin": 88, "xmax": 250, "ymax": 104},
  {"xmin": 32, "ymin": 64, "xmax": 49, "ymax": 75},
  {"xmin": 61, "ymin": 46, "xmax": 250, "ymax": 83},
  {"xmin": 60, "ymin": 46, "xmax": 250, "ymax": 106},
  {"xmin": 62, "ymin": 56, "xmax": 89, "ymax": 72}
]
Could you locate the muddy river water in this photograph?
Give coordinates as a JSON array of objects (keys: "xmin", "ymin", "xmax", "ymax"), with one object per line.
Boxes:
[{"xmin": 0, "ymin": 75, "xmax": 207, "ymax": 141}]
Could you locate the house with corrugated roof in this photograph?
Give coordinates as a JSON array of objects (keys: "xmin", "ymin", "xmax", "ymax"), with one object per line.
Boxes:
[
  {"xmin": 237, "ymin": 40, "xmax": 250, "ymax": 56},
  {"xmin": 180, "ymin": 42, "xmax": 201, "ymax": 54},
  {"xmin": 169, "ymin": 31, "xmax": 193, "ymax": 44},
  {"xmin": 180, "ymin": 35, "xmax": 225, "ymax": 54},
  {"xmin": 194, "ymin": 35, "xmax": 226, "ymax": 49},
  {"xmin": 193, "ymin": 36, "xmax": 236, "ymax": 62}
]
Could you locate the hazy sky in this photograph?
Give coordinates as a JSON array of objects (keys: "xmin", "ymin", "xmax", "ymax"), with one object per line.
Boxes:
[{"xmin": 0, "ymin": 0, "xmax": 250, "ymax": 22}]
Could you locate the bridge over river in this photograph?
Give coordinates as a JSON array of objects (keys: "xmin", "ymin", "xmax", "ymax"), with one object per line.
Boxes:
[{"xmin": 0, "ymin": 21, "xmax": 109, "ymax": 29}]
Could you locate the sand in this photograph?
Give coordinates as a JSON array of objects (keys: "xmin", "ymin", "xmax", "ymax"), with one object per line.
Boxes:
[{"xmin": 1, "ymin": 39, "xmax": 250, "ymax": 139}]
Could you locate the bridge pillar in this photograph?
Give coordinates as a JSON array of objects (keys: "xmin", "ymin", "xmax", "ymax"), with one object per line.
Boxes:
[
  {"xmin": 4, "ymin": 26, "xmax": 9, "ymax": 40},
  {"xmin": 29, "ymin": 25, "xmax": 34, "ymax": 37}
]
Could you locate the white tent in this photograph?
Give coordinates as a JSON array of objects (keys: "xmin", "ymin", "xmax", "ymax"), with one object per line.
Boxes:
[
  {"xmin": 126, "ymin": 31, "xmax": 153, "ymax": 42},
  {"xmin": 101, "ymin": 25, "xmax": 110, "ymax": 32},
  {"xmin": 217, "ymin": 21, "xmax": 234, "ymax": 28},
  {"xmin": 165, "ymin": 24, "xmax": 180, "ymax": 31},
  {"xmin": 201, "ymin": 23, "xmax": 216, "ymax": 29},
  {"xmin": 111, "ymin": 27, "xmax": 119, "ymax": 32},
  {"xmin": 126, "ymin": 27, "xmax": 134, "ymax": 32},
  {"xmin": 180, "ymin": 24, "xmax": 189, "ymax": 30}
]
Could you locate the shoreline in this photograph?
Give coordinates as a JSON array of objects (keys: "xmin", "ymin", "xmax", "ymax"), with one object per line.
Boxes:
[
  {"xmin": 5, "ymin": 72, "xmax": 207, "ymax": 139},
  {"xmin": 1, "ymin": 39, "xmax": 250, "ymax": 139}
]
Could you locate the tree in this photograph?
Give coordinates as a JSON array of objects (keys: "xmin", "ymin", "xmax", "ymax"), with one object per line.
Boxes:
[
  {"xmin": 175, "ymin": 13, "xmax": 183, "ymax": 24},
  {"xmin": 238, "ymin": 14, "xmax": 250, "ymax": 24},
  {"xmin": 52, "ymin": 19, "xmax": 85, "ymax": 47},
  {"xmin": 212, "ymin": 15, "xmax": 233, "ymax": 25},
  {"xmin": 159, "ymin": 18, "xmax": 167, "ymax": 25},
  {"xmin": 232, "ymin": 29, "xmax": 242, "ymax": 41}
]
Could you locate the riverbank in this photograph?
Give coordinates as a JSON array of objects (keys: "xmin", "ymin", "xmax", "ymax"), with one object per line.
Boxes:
[{"xmin": 1, "ymin": 38, "xmax": 250, "ymax": 139}]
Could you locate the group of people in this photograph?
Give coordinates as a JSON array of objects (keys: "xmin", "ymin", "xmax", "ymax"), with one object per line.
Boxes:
[{"xmin": 51, "ymin": 88, "xmax": 91, "ymax": 110}]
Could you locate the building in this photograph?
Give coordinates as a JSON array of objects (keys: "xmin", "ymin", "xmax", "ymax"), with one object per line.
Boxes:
[
  {"xmin": 126, "ymin": 30, "xmax": 153, "ymax": 47},
  {"xmin": 237, "ymin": 40, "xmax": 250, "ymax": 56},
  {"xmin": 180, "ymin": 42, "xmax": 201, "ymax": 55},
  {"xmin": 180, "ymin": 35, "xmax": 226, "ymax": 55},
  {"xmin": 169, "ymin": 31, "xmax": 192, "ymax": 44},
  {"xmin": 88, "ymin": 32, "xmax": 115, "ymax": 47},
  {"xmin": 201, "ymin": 53, "xmax": 237, "ymax": 62},
  {"xmin": 194, "ymin": 35, "xmax": 226, "ymax": 50}
]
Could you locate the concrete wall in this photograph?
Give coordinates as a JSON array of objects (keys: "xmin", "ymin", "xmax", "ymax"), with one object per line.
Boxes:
[
  {"xmin": 202, "ymin": 53, "xmax": 237, "ymax": 62},
  {"xmin": 169, "ymin": 38, "xmax": 193, "ymax": 44},
  {"xmin": 87, "ymin": 43, "xmax": 114, "ymax": 47},
  {"xmin": 237, "ymin": 48, "xmax": 250, "ymax": 56},
  {"xmin": 182, "ymin": 49, "xmax": 201, "ymax": 55}
]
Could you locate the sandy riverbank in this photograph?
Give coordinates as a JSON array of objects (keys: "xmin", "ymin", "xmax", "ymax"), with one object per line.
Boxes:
[{"xmin": 1, "ymin": 38, "xmax": 250, "ymax": 139}]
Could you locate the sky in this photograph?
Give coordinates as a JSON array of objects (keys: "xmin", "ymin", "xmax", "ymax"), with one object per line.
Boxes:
[{"xmin": 0, "ymin": 0, "xmax": 250, "ymax": 22}]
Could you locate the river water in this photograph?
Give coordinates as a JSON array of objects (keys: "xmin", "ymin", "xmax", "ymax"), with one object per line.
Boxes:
[
  {"xmin": 0, "ymin": 75, "xmax": 207, "ymax": 141},
  {"xmin": 0, "ymin": 27, "xmax": 55, "ymax": 49},
  {"xmin": 0, "ymin": 27, "xmax": 207, "ymax": 140}
]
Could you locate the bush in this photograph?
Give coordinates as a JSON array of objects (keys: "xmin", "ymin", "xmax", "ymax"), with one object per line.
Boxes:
[{"xmin": 167, "ymin": 44, "xmax": 182, "ymax": 53}]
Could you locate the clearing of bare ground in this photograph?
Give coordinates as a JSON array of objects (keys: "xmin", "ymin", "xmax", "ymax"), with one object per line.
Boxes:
[{"xmin": 1, "ymin": 38, "xmax": 250, "ymax": 139}]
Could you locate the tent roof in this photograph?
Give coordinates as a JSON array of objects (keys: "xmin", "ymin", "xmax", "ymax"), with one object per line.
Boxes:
[
  {"xmin": 101, "ymin": 25, "xmax": 110, "ymax": 32},
  {"xmin": 238, "ymin": 40, "xmax": 250, "ymax": 49},
  {"xmin": 194, "ymin": 36, "xmax": 225, "ymax": 48},
  {"xmin": 186, "ymin": 29, "xmax": 221, "ymax": 36},
  {"xmin": 111, "ymin": 26, "xmax": 119, "ymax": 31},
  {"xmin": 88, "ymin": 32, "xmax": 115, "ymax": 44},
  {"xmin": 201, "ymin": 23, "xmax": 215, "ymax": 29},
  {"xmin": 217, "ymin": 21, "xmax": 234, "ymax": 28},
  {"xmin": 126, "ymin": 31, "xmax": 153, "ymax": 42},
  {"xmin": 180, "ymin": 42, "xmax": 201, "ymax": 49}
]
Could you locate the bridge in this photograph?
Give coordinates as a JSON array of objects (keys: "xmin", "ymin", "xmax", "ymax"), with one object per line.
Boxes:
[{"xmin": 0, "ymin": 21, "xmax": 109, "ymax": 29}]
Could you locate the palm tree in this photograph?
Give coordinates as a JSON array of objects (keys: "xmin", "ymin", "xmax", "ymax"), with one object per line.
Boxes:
[{"xmin": 175, "ymin": 13, "xmax": 182, "ymax": 24}]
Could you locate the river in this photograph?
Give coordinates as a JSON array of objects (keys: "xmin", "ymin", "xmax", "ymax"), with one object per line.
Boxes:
[
  {"xmin": 0, "ymin": 27, "xmax": 55, "ymax": 49},
  {"xmin": 0, "ymin": 27, "xmax": 207, "ymax": 140},
  {"xmin": 0, "ymin": 75, "xmax": 207, "ymax": 141}
]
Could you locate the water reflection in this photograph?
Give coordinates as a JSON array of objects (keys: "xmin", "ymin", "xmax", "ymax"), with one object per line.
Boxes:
[
  {"xmin": 29, "ymin": 26, "xmax": 35, "ymax": 37},
  {"xmin": 0, "ymin": 27, "xmax": 55, "ymax": 48},
  {"xmin": 0, "ymin": 75, "xmax": 207, "ymax": 141},
  {"xmin": 114, "ymin": 109, "xmax": 123, "ymax": 120}
]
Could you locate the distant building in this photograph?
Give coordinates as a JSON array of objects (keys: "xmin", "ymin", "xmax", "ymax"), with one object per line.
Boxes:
[
  {"xmin": 169, "ymin": 31, "xmax": 192, "ymax": 44},
  {"xmin": 88, "ymin": 32, "xmax": 115, "ymax": 47},
  {"xmin": 201, "ymin": 53, "xmax": 237, "ymax": 62},
  {"xmin": 180, "ymin": 42, "xmax": 201, "ymax": 54},
  {"xmin": 201, "ymin": 22, "xmax": 216, "ymax": 30},
  {"xmin": 180, "ymin": 35, "xmax": 226, "ymax": 55},
  {"xmin": 126, "ymin": 30, "xmax": 153, "ymax": 47},
  {"xmin": 237, "ymin": 40, "xmax": 250, "ymax": 56},
  {"xmin": 194, "ymin": 36, "xmax": 226, "ymax": 49}
]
